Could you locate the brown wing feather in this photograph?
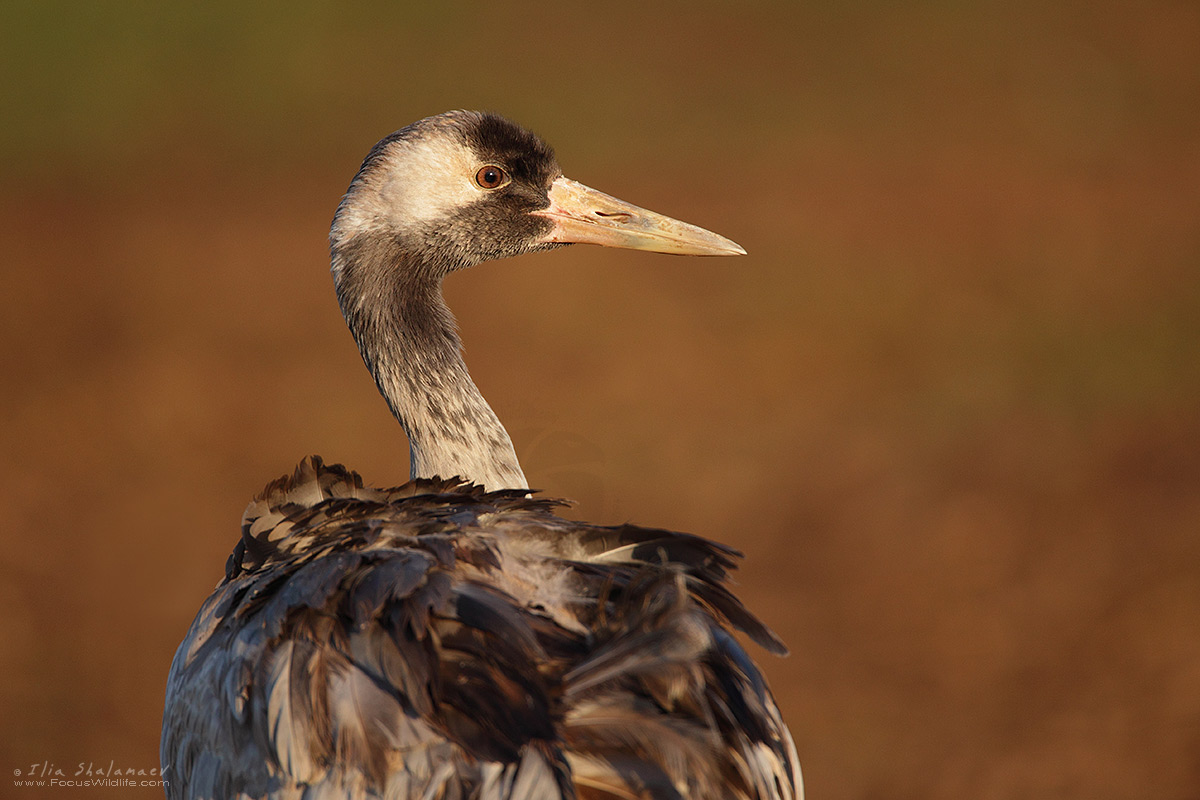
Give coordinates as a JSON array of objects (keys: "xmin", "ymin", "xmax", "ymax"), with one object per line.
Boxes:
[{"xmin": 162, "ymin": 456, "xmax": 800, "ymax": 800}]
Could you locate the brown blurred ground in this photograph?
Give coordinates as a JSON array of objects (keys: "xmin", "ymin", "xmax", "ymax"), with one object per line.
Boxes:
[{"xmin": 2, "ymin": 2, "xmax": 1198, "ymax": 798}]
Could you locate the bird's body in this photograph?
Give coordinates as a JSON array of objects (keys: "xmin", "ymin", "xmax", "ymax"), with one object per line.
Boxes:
[
  {"xmin": 162, "ymin": 457, "xmax": 798, "ymax": 799},
  {"xmin": 162, "ymin": 111, "xmax": 801, "ymax": 799}
]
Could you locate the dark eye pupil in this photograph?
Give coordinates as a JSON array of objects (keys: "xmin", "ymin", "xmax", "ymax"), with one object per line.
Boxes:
[{"xmin": 477, "ymin": 166, "xmax": 505, "ymax": 188}]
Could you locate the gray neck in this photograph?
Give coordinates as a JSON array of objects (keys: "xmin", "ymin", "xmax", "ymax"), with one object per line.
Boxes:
[{"xmin": 332, "ymin": 240, "xmax": 527, "ymax": 492}]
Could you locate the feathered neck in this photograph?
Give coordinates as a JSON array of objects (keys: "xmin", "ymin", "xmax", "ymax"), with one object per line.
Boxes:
[{"xmin": 330, "ymin": 234, "xmax": 527, "ymax": 491}]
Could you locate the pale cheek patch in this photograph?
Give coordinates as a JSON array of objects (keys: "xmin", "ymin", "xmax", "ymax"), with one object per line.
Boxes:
[{"xmin": 376, "ymin": 137, "xmax": 487, "ymax": 227}]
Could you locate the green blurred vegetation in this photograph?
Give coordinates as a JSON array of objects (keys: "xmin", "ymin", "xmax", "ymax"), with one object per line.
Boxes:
[
  {"xmin": 5, "ymin": 1, "xmax": 1194, "ymax": 178},
  {"xmin": 2, "ymin": 1, "xmax": 455, "ymax": 175}
]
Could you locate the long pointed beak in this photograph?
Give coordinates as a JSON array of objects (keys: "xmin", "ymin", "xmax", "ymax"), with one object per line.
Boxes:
[{"xmin": 531, "ymin": 176, "xmax": 746, "ymax": 256}]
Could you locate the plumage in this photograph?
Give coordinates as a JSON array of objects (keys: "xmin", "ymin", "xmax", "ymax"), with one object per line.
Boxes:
[{"xmin": 162, "ymin": 111, "xmax": 800, "ymax": 799}]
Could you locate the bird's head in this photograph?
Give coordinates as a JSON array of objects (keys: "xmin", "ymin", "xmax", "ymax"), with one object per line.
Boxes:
[{"xmin": 330, "ymin": 110, "xmax": 745, "ymax": 282}]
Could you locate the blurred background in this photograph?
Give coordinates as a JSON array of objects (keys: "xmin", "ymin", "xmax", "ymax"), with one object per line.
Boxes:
[{"xmin": 2, "ymin": 1, "xmax": 1197, "ymax": 797}]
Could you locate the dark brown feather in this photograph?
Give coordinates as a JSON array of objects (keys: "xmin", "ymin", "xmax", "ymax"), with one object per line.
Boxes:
[{"xmin": 162, "ymin": 456, "xmax": 799, "ymax": 799}]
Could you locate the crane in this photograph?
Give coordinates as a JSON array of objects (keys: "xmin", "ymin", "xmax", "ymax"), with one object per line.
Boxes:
[{"xmin": 161, "ymin": 110, "xmax": 802, "ymax": 800}]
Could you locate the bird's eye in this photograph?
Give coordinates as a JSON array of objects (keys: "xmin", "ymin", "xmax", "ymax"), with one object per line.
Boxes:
[{"xmin": 475, "ymin": 165, "xmax": 508, "ymax": 189}]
